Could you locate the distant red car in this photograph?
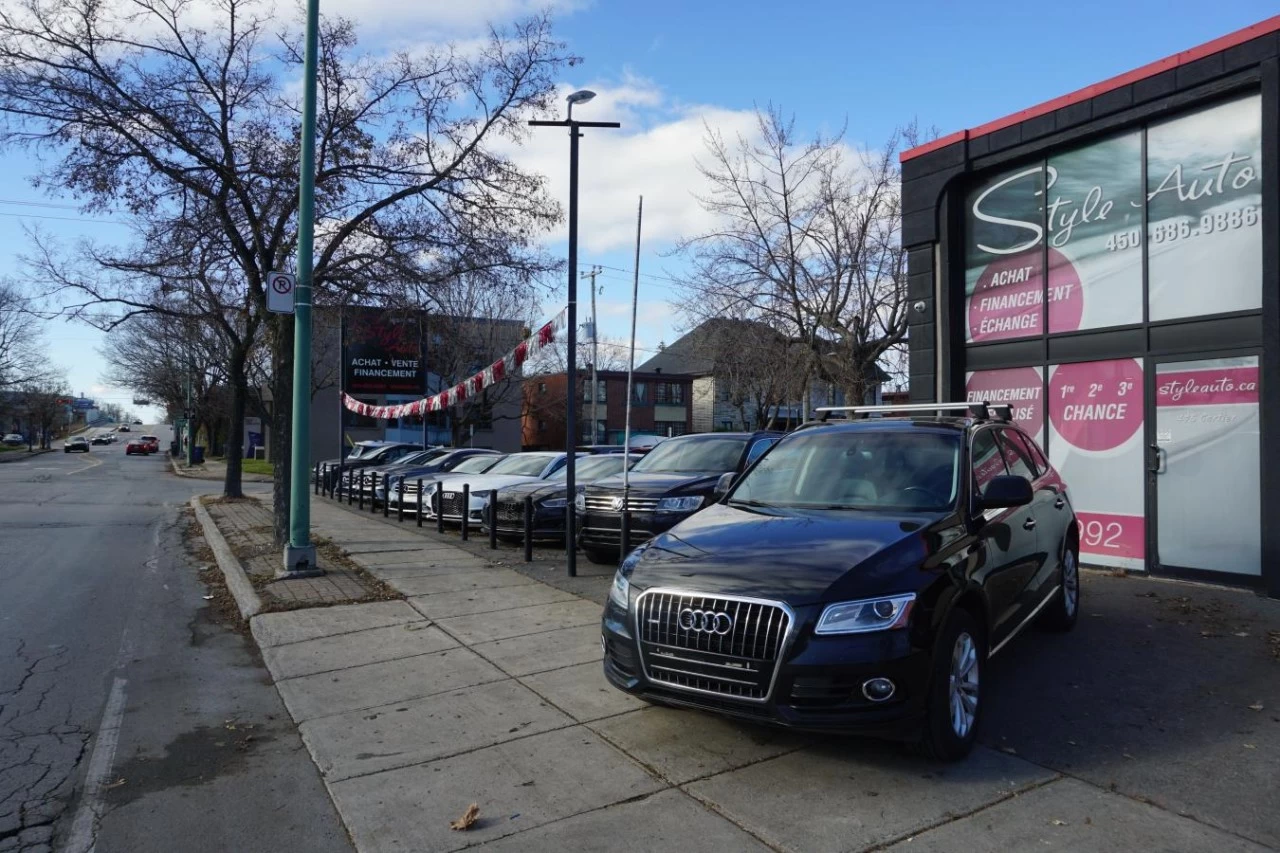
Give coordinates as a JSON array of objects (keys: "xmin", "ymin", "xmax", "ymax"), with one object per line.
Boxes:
[
  {"xmin": 125, "ymin": 438, "xmax": 150, "ymax": 455},
  {"xmin": 140, "ymin": 434, "xmax": 160, "ymax": 453}
]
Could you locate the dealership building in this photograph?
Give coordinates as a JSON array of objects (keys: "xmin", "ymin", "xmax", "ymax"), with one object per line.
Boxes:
[{"xmin": 901, "ymin": 16, "xmax": 1280, "ymax": 598}]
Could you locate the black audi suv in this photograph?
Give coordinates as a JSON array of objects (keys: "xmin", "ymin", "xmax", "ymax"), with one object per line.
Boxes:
[
  {"xmin": 601, "ymin": 404, "xmax": 1079, "ymax": 760},
  {"xmin": 576, "ymin": 431, "xmax": 782, "ymax": 565}
]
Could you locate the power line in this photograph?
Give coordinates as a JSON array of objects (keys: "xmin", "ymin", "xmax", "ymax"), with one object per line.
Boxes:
[
  {"xmin": 0, "ymin": 198, "xmax": 86, "ymax": 211},
  {"xmin": 0, "ymin": 211, "xmax": 126, "ymax": 225},
  {"xmin": 588, "ymin": 263, "xmax": 685, "ymax": 289}
]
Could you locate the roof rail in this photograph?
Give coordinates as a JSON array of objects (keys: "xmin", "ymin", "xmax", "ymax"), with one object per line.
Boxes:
[{"xmin": 813, "ymin": 402, "xmax": 1012, "ymax": 422}]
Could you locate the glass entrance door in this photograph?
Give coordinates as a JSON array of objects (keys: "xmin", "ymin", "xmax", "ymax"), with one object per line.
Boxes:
[{"xmin": 1150, "ymin": 355, "xmax": 1261, "ymax": 576}]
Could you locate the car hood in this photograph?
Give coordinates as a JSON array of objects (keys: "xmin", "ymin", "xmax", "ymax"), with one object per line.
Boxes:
[
  {"xmin": 626, "ymin": 502, "xmax": 941, "ymax": 606},
  {"xmin": 436, "ymin": 473, "xmax": 541, "ymax": 494},
  {"xmin": 588, "ymin": 471, "xmax": 723, "ymax": 496},
  {"xmin": 497, "ymin": 480, "xmax": 566, "ymax": 502}
]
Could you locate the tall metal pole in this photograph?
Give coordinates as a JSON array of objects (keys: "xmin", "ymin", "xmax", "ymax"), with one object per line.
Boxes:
[
  {"xmin": 565, "ymin": 122, "xmax": 580, "ymax": 578},
  {"xmin": 623, "ymin": 198, "xmax": 643, "ymax": 498},
  {"xmin": 283, "ymin": 0, "xmax": 321, "ymax": 577},
  {"xmin": 584, "ymin": 265, "xmax": 600, "ymax": 444}
]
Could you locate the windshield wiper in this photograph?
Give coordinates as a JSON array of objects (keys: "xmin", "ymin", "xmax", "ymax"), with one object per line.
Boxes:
[{"xmin": 727, "ymin": 498, "xmax": 771, "ymax": 508}]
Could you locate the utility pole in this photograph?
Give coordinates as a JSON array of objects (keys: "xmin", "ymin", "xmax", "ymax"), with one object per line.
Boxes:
[
  {"xmin": 282, "ymin": 0, "xmax": 322, "ymax": 578},
  {"xmin": 582, "ymin": 265, "xmax": 601, "ymax": 444}
]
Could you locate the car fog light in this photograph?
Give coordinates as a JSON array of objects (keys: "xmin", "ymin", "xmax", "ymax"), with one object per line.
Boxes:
[{"xmin": 862, "ymin": 677, "xmax": 895, "ymax": 703}]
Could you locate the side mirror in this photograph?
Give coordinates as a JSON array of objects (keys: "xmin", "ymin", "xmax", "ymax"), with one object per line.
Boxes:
[
  {"xmin": 714, "ymin": 472, "xmax": 736, "ymax": 498},
  {"xmin": 980, "ymin": 475, "xmax": 1034, "ymax": 509}
]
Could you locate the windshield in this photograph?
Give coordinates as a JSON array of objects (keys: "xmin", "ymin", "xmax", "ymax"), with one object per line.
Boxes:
[
  {"xmin": 452, "ymin": 454, "xmax": 503, "ymax": 474},
  {"xmin": 728, "ymin": 429, "xmax": 960, "ymax": 512},
  {"xmin": 486, "ymin": 453, "xmax": 557, "ymax": 477},
  {"xmin": 346, "ymin": 443, "xmax": 379, "ymax": 460},
  {"xmin": 631, "ymin": 436, "xmax": 747, "ymax": 474},
  {"xmin": 547, "ymin": 454, "xmax": 629, "ymax": 482},
  {"xmin": 396, "ymin": 449, "xmax": 444, "ymax": 466}
]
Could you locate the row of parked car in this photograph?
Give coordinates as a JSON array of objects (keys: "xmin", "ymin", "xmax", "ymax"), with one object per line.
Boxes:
[
  {"xmin": 315, "ymin": 430, "xmax": 782, "ymax": 564},
  {"xmin": 318, "ymin": 406, "xmax": 1082, "ymax": 761}
]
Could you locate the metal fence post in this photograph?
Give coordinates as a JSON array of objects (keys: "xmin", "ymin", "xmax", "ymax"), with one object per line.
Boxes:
[
  {"xmin": 488, "ymin": 498, "xmax": 498, "ymax": 549},
  {"xmin": 523, "ymin": 496, "xmax": 534, "ymax": 563},
  {"xmin": 620, "ymin": 510, "xmax": 631, "ymax": 563},
  {"xmin": 358, "ymin": 473, "xmax": 365, "ymax": 510},
  {"xmin": 416, "ymin": 479, "xmax": 423, "ymax": 528},
  {"xmin": 435, "ymin": 482, "xmax": 444, "ymax": 534},
  {"xmin": 460, "ymin": 484, "xmax": 470, "ymax": 541},
  {"xmin": 381, "ymin": 473, "xmax": 389, "ymax": 517},
  {"xmin": 314, "ymin": 462, "xmax": 320, "ymax": 495},
  {"xmin": 396, "ymin": 477, "xmax": 404, "ymax": 522}
]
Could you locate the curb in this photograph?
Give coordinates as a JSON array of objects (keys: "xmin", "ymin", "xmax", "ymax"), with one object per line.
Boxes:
[
  {"xmin": 0, "ymin": 448, "xmax": 53, "ymax": 464},
  {"xmin": 191, "ymin": 496, "xmax": 264, "ymax": 621}
]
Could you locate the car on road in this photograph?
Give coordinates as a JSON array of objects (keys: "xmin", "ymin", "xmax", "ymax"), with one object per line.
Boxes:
[
  {"xmin": 2, "ymin": 433, "xmax": 24, "ymax": 447},
  {"xmin": 577, "ymin": 431, "xmax": 782, "ymax": 565},
  {"xmin": 601, "ymin": 403, "xmax": 1079, "ymax": 761},
  {"xmin": 90, "ymin": 432, "xmax": 114, "ymax": 445},
  {"xmin": 140, "ymin": 434, "xmax": 161, "ymax": 453},
  {"xmin": 485, "ymin": 453, "xmax": 641, "ymax": 542},
  {"xmin": 431, "ymin": 452, "xmax": 578, "ymax": 526},
  {"xmin": 64, "ymin": 436, "xmax": 91, "ymax": 453},
  {"xmin": 133, "ymin": 419, "xmax": 143, "ymax": 425},
  {"xmin": 386, "ymin": 452, "xmax": 506, "ymax": 513},
  {"xmin": 117, "ymin": 424, "xmax": 131, "ymax": 432},
  {"xmin": 124, "ymin": 438, "xmax": 150, "ymax": 455}
]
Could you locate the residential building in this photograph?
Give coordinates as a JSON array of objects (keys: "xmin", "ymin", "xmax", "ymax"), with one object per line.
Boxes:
[{"xmin": 521, "ymin": 369, "xmax": 693, "ymax": 450}]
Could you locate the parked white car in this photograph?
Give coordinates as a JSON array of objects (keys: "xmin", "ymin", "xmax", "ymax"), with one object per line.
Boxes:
[
  {"xmin": 2, "ymin": 433, "xmax": 26, "ymax": 447},
  {"xmin": 430, "ymin": 452, "xmax": 581, "ymax": 525}
]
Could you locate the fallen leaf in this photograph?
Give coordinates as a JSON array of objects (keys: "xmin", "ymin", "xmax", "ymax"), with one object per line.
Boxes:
[
  {"xmin": 103, "ymin": 778, "xmax": 126, "ymax": 790},
  {"xmin": 1122, "ymin": 753, "xmax": 1134, "ymax": 760},
  {"xmin": 1235, "ymin": 632, "xmax": 1250, "ymax": 638},
  {"xmin": 1067, "ymin": 740, "xmax": 1078, "ymax": 746},
  {"xmin": 1050, "ymin": 819, "xmax": 1068, "ymax": 826},
  {"xmin": 1243, "ymin": 744, "xmax": 1257, "ymax": 750},
  {"xmin": 1249, "ymin": 702, "xmax": 1264, "ymax": 712},
  {"xmin": 202, "ymin": 595, "xmax": 214, "ymax": 600},
  {"xmin": 999, "ymin": 746, "xmax": 1018, "ymax": 755},
  {"xmin": 450, "ymin": 803, "xmax": 480, "ymax": 831}
]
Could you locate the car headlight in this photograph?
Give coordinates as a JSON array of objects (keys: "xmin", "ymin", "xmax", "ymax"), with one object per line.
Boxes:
[
  {"xmin": 656, "ymin": 495, "xmax": 703, "ymax": 512},
  {"xmin": 574, "ymin": 492, "xmax": 586, "ymax": 511},
  {"xmin": 814, "ymin": 593, "xmax": 916, "ymax": 635},
  {"xmin": 610, "ymin": 544, "xmax": 648, "ymax": 608},
  {"xmin": 542, "ymin": 496, "xmax": 567, "ymax": 509}
]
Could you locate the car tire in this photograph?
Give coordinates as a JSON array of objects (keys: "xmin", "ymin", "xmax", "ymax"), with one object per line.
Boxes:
[
  {"xmin": 1038, "ymin": 539, "xmax": 1080, "ymax": 633},
  {"xmin": 918, "ymin": 608, "xmax": 985, "ymax": 762},
  {"xmin": 583, "ymin": 547, "xmax": 618, "ymax": 566}
]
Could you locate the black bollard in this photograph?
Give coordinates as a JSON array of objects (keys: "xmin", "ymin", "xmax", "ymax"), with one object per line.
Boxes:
[
  {"xmin": 620, "ymin": 510, "xmax": 631, "ymax": 565},
  {"xmin": 488, "ymin": 498, "xmax": 498, "ymax": 549},
  {"xmin": 416, "ymin": 479, "xmax": 423, "ymax": 528},
  {"xmin": 314, "ymin": 462, "xmax": 320, "ymax": 495},
  {"xmin": 358, "ymin": 473, "xmax": 365, "ymax": 510},
  {"xmin": 381, "ymin": 473, "xmax": 388, "ymax": 517},
  {"xmin": 523, "ymin": 496, "xmax": 534, "ymax": 563},
  {"xmin": 397, "ymin": 477, "xmax": 405, "ymax": 523},
  {"xmin": 460, "ymin": 484, "xmax": 470, "ymax": 541},
  {"xmin": 435, "ymin": 482, "xmax": 444, "ymax": 534}
]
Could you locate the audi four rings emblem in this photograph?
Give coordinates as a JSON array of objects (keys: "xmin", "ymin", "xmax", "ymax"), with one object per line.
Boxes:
[{"xmin": 679, "ymin": 608, "xmax": 733, "ymax": 635}]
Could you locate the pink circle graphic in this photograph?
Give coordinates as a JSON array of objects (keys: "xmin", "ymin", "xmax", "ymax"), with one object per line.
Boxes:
[
  {"xmin": 965, "ymin": 367, "xmax": 1043, "ymax": 440},
  {"xmin": 968, "ymin": 248, "xmax": 1083, "ymax": 342},
  {"xmin": 1049, "ymin": 359, "xmax": 1143, "ymax": 452}
]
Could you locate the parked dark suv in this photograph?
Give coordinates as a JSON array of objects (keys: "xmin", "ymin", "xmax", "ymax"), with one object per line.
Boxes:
[
  {"xmin": 576, "ymin": 431, "xmax": 782, "ymax": 565},
  {"xmin": 601, "ymin": 403, "xmax": 1079, "ymax": 761}
]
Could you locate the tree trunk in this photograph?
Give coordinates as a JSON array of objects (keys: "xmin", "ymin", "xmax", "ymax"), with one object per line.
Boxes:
[
  {"xmin": 224, "ymin": 345, "xmax": 247, "ymax": 498},
  {"xmin": 270, "ymin": 316, "xmax": 294, "ymax": 548}
]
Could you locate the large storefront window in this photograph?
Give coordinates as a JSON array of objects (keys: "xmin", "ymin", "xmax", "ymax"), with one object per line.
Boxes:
[
  {"xmin": 1046, "ymin": 132, "xmax": 1143, "ymax": 332},
  {"xmin": 1047, "ymin": 359, "xmax": 1145, "ymax": 570},
  {"xmin": 965, "ymin": 165, "xmax": 1045, "ymax": 343},
  {"xmin": 964, "ymin": 367, "xmax": 1044, "ymax": 444},
  {"xmin": 1147, "ymin": 95, "xmax": 1262, "ymax": 321}
]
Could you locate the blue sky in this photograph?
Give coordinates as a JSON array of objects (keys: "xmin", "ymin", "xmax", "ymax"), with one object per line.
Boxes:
[{"xmin": 2, "ymin": 0, "xmax": 1277, "ymax": 419}]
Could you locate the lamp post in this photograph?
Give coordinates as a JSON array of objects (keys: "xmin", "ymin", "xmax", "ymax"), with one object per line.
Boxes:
[
  {"xmin": 530, "ymin": 91, "xmax": 619, "ymax": 578},
  {"xmin": 282, "ymin": 0, "xmax": 322, "ymax": 578}
]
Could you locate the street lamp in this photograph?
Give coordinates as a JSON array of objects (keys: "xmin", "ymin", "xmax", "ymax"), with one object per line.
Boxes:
[{"xmin": 530, "ymin": 91, "xmax": 619, "ymax": 578}]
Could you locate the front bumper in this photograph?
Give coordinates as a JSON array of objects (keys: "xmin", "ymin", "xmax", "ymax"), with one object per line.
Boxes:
[{"xmin": 600, "ymin": 597, "xmax": 930, "ymax": 737}]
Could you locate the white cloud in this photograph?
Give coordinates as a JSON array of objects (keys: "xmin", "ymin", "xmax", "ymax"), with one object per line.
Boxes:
[{"xmin": 501, "ymin": 76, "xmax": 762, "ymax": 254}]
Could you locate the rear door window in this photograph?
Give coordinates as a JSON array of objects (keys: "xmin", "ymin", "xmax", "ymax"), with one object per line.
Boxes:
[
  {"xmin": 996, "ymin": 429, "xmax": 1038, "ymax": 481},
  {"xmin": 971, "ymin": 429, "xmax": 1008, "ymax": 492}
]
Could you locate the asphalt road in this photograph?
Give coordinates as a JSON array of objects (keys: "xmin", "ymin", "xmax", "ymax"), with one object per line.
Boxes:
[{"xmin": 0, "ymin": 427, "xmax": 351, "ymax": 853}]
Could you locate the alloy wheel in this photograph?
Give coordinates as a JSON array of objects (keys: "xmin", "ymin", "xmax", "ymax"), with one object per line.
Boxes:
[
  {"xmin": 948, "ymin": 632, "xmax": 980, "ymax": 738},
  {"xmin": 1062, "ymin": 549, "xmax": 1079, "ymax": 617}
]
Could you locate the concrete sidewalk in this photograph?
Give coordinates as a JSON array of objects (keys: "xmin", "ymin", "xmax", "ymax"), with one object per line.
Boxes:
[{"xmin": 223, "ymin": 495, "xmax": 1278, "ymax": 852}]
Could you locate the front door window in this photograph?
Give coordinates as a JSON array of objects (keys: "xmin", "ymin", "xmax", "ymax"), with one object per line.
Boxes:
[{"xmin": 1153, "ymin": 356, "xmax": 1260, "ymax": 575}]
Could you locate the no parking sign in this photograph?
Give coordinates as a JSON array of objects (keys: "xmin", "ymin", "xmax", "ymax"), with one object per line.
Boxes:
[{"xmin": 267, "ymin": 271, "xmax": 296, "ymax": 314}]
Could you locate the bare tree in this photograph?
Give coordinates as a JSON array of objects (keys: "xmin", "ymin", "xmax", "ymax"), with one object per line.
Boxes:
[
  {"xmin": 0, "ymin": 0, "xmax": 569, "ymax": 543},
  {"xmin": 20, "ymin": 381, "xmax": 69, "ymax": 448},
  {"xmin": 674, "ymin": 106, "xmax": 913, "ymax": 406},
  {"xmin": 686, "ymin": 318, "xmax": 806, "ymax": 430},
  {"xmin": 0, "ymin": 280, "xmax": 54, "ymax": 390}
]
